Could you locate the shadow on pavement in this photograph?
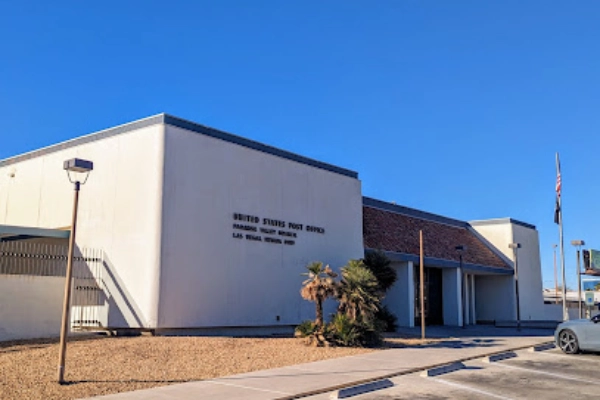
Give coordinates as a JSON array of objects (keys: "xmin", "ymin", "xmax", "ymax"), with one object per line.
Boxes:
[
  {"xmin": 389, "ymin": 325, "xmax": 555, "ymax": 339},
  {"xmin": 384, "ymin": 338, "xmax": 500, "ymax": 349},
  {"xmin": 61, "ymin": 379, "xmax": 193, "ymax": 386},
  {"xmin": 217, "ymin": 366, "xmax": 403, "ymax": 381}
]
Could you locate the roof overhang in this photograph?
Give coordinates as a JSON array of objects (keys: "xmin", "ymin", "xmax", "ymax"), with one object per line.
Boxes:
[
  {"xmin": 0, "ymin": 224, "xmax": 70, "ymax": 242},
  {"xmin": 367, "ymin": 248, "xmax": 514, "ymax": 276}
]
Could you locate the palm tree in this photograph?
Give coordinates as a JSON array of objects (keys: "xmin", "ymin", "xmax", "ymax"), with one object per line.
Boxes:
[
  {"xmin": 300, "ymin": 262, "xmax": 338, "ymax": 328},
  {"xmin": 363, "ymin": 250, "xmax": 397, "ymax": 293},
  {"xmin": 337, "ymin": 260, "xmax": 380, "ymax": 324},
  {"xmin": 363, "ymin": 250, "xmax": 397, "ymax": 332}
]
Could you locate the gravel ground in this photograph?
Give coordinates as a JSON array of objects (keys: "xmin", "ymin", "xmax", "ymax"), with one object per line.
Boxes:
[{"xmin": 0, "ymin": 335, "xmax": 376, "ymax": 400}]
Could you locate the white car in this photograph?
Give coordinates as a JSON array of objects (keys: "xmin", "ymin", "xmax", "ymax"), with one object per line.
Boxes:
[{"xmin": 555, "ymin": 314, "xmax": 600, "ymax": 354}]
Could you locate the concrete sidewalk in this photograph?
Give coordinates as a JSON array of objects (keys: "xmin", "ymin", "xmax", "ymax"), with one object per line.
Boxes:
[{"xmin": 86, "ymin": 326, "xmax": 554, "ymax": 400}]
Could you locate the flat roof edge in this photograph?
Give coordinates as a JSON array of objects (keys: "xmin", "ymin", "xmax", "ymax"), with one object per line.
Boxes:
[
  {"xmin": 363, "ymin": 197, "xmax": 468, "ymax": 228},
  {"xmin": 163, "ymin": 114, "xmax": 358, "ymax": 179},
  {"xmin": 0, "ymin": 113, "xmax": 359, "ymax": 179},
  {"xmin": 469, "ymin": 218, "xmax": 536, "ymax": 230},
  {"xmin": 0, "ymin": 114, "xmax": 165, "ymax": 168}
]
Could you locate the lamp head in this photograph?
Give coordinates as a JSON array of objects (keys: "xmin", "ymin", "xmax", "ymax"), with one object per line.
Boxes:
[
  {"xmin": 508, "ymin": 243, "xmax": 521, "ymax": 249},
  {"xmin": 455, "ymin": 245, "xmax": 467, "ymax": 252},
  {"xmin": 63, "ymin": 158, "xmax": 93, "ymax": 173},
  {"xmin": 570, "ymin": 240, "xmax": 585, "ymax": 247},
  {"xmin": 64, "ymin": 158, "xmax": 93, "ymax": 185}
]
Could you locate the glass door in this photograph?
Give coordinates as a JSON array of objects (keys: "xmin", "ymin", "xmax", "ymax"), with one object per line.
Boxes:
[{"xmin": 414, "ymin": 266, "xmax": 444, "ymax": 325}]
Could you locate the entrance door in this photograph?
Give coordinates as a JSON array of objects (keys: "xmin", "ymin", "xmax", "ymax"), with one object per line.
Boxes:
[{"xmin": 414, "ymin": 267, "xmax": 444, "ymax": 326}]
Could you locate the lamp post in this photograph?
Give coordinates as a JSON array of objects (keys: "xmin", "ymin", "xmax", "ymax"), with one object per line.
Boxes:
[
  {"xmin": 455, "ymin": 245, "xmax": 467, "ymax": 327},
  {"xmin": 57, "ymin": 158, "xmax": 93, "ymax": 384},
  {"xmin": 571, "ymin": 240, "xmax": 585, "ymax": 319},
  {"xmin": 553, "ymin": 244, "xmax": 558, "ymax": 304},
  {"xmin": 508, "ymin": 243, "xmax": 521, "ymax": 330}
]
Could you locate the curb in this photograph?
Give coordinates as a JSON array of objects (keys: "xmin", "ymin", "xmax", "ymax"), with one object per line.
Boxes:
[
  {"xmin": 275, "ymin": 340, "xmax": 554, "ymax": 400},
  {"xmin": 529, "ymin": 343, "xmax": 556, "ymax": 352},
  {"xmin": 482, "ymin": 351, "xmax": 517, "ymax": 363},
  {"xmin": 330, "ymin": 379, "xmax": 394, "ymax": 399},
  {"xmin": 420, "ymin": 362, "xmax": 465, "ymax": 377}
]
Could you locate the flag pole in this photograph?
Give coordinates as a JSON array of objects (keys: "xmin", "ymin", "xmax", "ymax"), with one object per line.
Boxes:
[
  {"xmin": 557, "ymin": 152, "xmax": 568, "ymax": 321},
  {"xmin": 419, "ymin": 230, "xmax": 425, "ymax": 340},
  {"xmin": 553, "ymin": 244, "xmax": 558, "ymax": 304}
]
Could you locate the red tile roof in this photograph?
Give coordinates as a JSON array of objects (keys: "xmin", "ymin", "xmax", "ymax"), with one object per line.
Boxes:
[{"xmin": 363, "ymin": 205, "xmax": 510, "ymax": 269}]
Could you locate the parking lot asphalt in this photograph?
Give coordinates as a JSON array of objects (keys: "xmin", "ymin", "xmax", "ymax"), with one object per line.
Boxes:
[{"xmin": 309, "ymin": 347, "xmax": 600, "ymax": 400}]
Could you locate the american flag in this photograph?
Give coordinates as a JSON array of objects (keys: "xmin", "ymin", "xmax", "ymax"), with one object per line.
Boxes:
[{"xmin": 556, "ymin": 170, "xmax": 562, "ymax": 197}]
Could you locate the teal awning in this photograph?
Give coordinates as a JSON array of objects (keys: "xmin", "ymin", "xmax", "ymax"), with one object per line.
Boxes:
[{"xmin": 0, "ymin": 224, "xmax": 70, "ymax": 242}]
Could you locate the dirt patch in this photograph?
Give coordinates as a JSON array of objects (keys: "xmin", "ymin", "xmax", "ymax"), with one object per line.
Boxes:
[{"xmin": 0, "ymin": 334, "xmax": 374, "ymax": 400}]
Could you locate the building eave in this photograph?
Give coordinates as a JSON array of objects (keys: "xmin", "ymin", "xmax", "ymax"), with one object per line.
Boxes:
[
  {"xmin": 362, "ymin": 197, "xmax": 467, "ymax": 228},
  {"xmin": 365, "ymin": 248, "xmax": 514, "ymax": 275}
]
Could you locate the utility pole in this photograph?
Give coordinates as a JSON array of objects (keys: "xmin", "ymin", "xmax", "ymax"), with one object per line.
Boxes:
[
  {"xmin": 571, "ymin": 240, "xmax": 585, "ymax": 319},
  {"xmin": 509, "ymin": 243, "xmax": 522, "ymax": 330}
]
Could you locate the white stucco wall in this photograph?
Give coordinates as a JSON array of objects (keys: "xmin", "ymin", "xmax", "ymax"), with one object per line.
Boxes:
[
  {"xmin": 0, "ymin": 275, "xmax": 64, "ymax": 341},
  {"xmin": 0, "ymin": 124, "xmax": 165, "ymax": 328},
  {"xmin": 469, "ymin": 223, "xmax": 513, "ymax": 259},
  {"xmin": 475, "ymin": 275, "xmax": 516, "ymax": 322},
  {"xmin": 384, "ymin": 261, "xmax": 414, "ymax": 328},
  {"xmin": 463, "ymin": 274, "xmax": 477, "ymax": 325},
  {"xmin": 511, "ymin": 224, "xmax": 545, "ymax": 320},
  {"xmin": 156, "ymin": 124, "xmax": 364, "ymax": 328},
  {"xmin": 0, "ymin": 119, "xmax": 364, "ymax": 332},
  {"xmin": 543, "ymin": 304, "xmax": 579, "ymax": 321},
  {"xmin": 471, "ymin": 220, "xmax": 545, "ymax": 321},
  {"xmin": 442, "ymin": 268, "xmax": 462, "ymax": 326}
]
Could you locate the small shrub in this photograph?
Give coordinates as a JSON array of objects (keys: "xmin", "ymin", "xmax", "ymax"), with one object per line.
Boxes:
[
  {"xmin": 328, "ymin": 313, "xmax": 361, "ymax": 347},
  {"xmin": 294, "ymin": 320, "xmax": 317, "ymax": 338},
  {"xmin": 356, "ymin": 319, "xmax": 383, "ymax": 347},
  {"xmin": 326, "ymin": 313, "xmax": 384, "ymax": 347},
  {"xmin": 376, "ymin": 305, "xmax": 398, "ymax": 333},
  {"xmin": 295, "ymin": 320, "xmax": 330, "ymax": 347}
]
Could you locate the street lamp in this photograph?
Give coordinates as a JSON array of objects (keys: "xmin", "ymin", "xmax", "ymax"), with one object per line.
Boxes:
[
  {"xmin": 58, "ymin": 158, "xmax": 93, "ymax": 384},
  {"xmin": 509, "ymin": 243, "xmax": 521, "ymax": 330},
  {"xmin": 571, "ymin": 239, "xmax": 585, "ymax": 319},
  {"xmin": 455, "ymin": 245, "xmax": 467, "ymax": 327}
]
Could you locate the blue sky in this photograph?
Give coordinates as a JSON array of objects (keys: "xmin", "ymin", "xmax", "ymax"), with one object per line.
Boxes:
[{"xmin": 1, "ymin": 1, "xmax": 599, "ymax": 289}]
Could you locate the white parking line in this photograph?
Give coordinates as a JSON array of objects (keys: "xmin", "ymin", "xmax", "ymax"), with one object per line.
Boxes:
[
  {"xmin": 491, "ymin": 362, "xmax": 600, "ymax": 385},
  {"xmin": 535, "ymin": 351, "xmax": 600, "ymax": 363},
  {"xmin": 430, "ymin": 377, "xmax": 516, "ymax": 400}
]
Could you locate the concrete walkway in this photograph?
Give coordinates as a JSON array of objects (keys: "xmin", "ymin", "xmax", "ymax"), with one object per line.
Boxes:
[{"xmin": 86, "ymin": 326, "xmax": 554, "ymax": 400}]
